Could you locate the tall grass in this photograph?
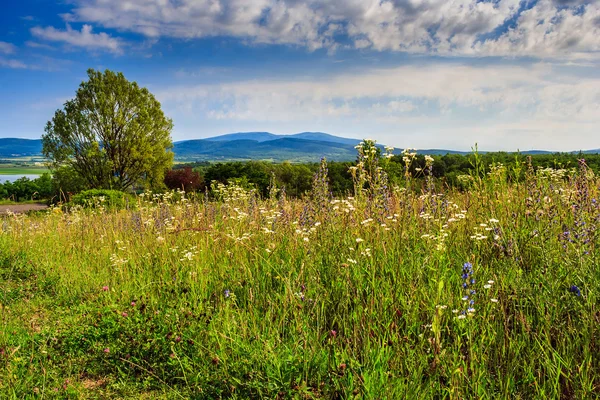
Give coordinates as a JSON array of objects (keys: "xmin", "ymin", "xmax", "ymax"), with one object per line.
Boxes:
[{"xmin": 0, "ymin": 144, "xmax": 598, "ymax": 398}]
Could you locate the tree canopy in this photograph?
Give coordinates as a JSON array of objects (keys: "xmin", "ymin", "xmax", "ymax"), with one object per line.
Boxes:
[{"xmin": 42, "ymin": 69, "xmax": 173, "ymax": 191}]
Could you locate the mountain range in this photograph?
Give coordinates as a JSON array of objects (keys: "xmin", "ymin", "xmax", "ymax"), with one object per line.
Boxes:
[{"xmin": 0, "ymin": 133, "xmax": 598, "ymax": 162}]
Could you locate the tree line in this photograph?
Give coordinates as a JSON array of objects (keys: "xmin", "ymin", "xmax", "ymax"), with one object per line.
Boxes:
[
  {"xmin": 2, "ymin": 151, "xmax": 598, "ymax": 202},
  {"xmin": 164, "ymin": 151, "xmax": 600, "ymax": 198}
]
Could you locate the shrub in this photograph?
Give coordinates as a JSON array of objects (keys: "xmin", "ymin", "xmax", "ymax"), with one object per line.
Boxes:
[
  {"xmin": 164, "ymin": 167, "xmax": 204, "ymax": 192},
  {"xmin": 69, "ymin": 189, "xmax": 135, "ymax": 210}
]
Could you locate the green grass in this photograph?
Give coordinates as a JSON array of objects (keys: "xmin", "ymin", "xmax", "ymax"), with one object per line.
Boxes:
[
  {"xmin": 0, "ymin": 165, "xmax": 49, "ymax": 175},
  {"xmin": 0, "ymin": 156, "xmax": 598, "ymax": 398},
  {"xmin": 0, "ymin": 199, "xmax": 45, "ymax": 205}
]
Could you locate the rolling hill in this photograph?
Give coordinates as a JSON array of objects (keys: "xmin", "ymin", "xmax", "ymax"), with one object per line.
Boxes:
[
  {"xmin": 0, "ymin": 134, "xmax": 597, "ymax": 162},
  {"xmin": 203, "ymin": 131, "xmax": 363, "ymax": 146},
  {"xmin": 0, "ymin": 138, "xmax": 43, "ymax": 157},
  {"xmin": 173, "ymin": 137, "xmax": 359, "ymax": 162}
]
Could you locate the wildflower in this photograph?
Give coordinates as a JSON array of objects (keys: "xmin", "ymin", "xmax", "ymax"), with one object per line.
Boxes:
[
  {"xmin": 355, "ymin": 238, "xmax": 364, "ymax": 243},
  {"xmin": 569, "ymin": 285, "xmax": 581, "ymax": 297},
  {"xmin": 491, "ymin": 298, "xmax": 499, "ymax": 303},
  {"xmin": 121, "ymin": 312, "xmax": 128, "ymax": 317},
  {"xmin": 102, "ymin": 286, "xmax": 109, "ymax": 291},
  {"xmin": 224, "ymin": 289, "xmax": 230, "ymax": 298},
  {"xmin": 457, "ymin": 315, "xmax": 466, "ymax": 320},
  {"xmin": 484, "ymin": 284, "xmax": 491, "ymax": 289},
  {"xmin": 330, "ymin": 330, "xmax": 337, "ymax": 338},
  {"xmin": 103, "ymin": 348, "xmax": 110, "ymax": 353},
  {"xmin": 460, "ymin": 262, "xmax": 476, "ymax": 315},
  {"xmin": 130, "ymin": 301, "xmax": 136, "ymax": 307}
]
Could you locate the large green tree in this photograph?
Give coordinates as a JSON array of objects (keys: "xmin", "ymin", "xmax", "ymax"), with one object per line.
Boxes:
[{"xmin": 43, "ymin": 69, "xmax": 173, "ymax": 191}]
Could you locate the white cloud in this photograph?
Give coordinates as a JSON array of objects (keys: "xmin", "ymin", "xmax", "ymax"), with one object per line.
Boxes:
[
  {"xmin": 0, "ymin": 58, "xmax": 27, "ymax": 69},
  {"xmin": 25, "ymin": 41, "xmax": 57, "ymax": 51},
  {"xmin": 476, "ymin": 0, "xmax": 600, "ymax": 58},
  {"xmin": 30, "ymin": 24, "xmax": 122, "ymax": 54},
  {"xmin": 156, "ymin": 62, "xmax": 600, "ymax": 150},
  {"xmin": 0, "ymin": 41, "xmax": 17, "ymax": 55},
  {"xmin": 63, "ymin": 0, "xmax": 600, "ymax": 59}
]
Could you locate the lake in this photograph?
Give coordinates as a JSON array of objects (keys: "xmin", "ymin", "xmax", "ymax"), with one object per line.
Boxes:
[{"xmin": 0, "ymin": 175, "xmax": 43, "ymax": 183}]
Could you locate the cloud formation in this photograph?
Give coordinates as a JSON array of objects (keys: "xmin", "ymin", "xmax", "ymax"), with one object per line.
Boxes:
[
  {"xmin": 61, "ymin": 0, "xmax": 600, "ymax": 58},
  {"xmin": 477, "ymin": 0, "xmax": 600, "ymax": 57},
  {"xmin": 0, "ymin": 41, "xmax": 17, "ymax": 55},
  {"xmin": 156, "ymin": 62, "xmax": 600, "ymax": 150},
  {"xmin": 0, "ymin": 58, "xmax": 27, "ymax": 69},
  {"xmin": 31, "ymin": 24, "xmax": 122, "ymax": 54}
]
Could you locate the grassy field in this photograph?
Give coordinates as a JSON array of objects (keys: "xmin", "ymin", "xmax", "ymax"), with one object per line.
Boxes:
[
  {"xmin": 0, "ymin": 145, "xmax": 598, "ymax": 398},
  {"xmin": 0, "ymin": 165, "xmax": 49, "ymax": 175}
]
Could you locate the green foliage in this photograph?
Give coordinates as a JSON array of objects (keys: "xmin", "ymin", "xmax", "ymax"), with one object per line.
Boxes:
[
  {"xmin": 70, "ymin": 189, "xmax": 135, "ymax": 210},
  {"xmin": 0, "ymin": 173, "xmax": 53, "ymax": 202},
  {"xmin": 3, "ymin": 143, "xmax": 600, "ymax": 397},
  {"xmin": 0, "ymin": 159, "xmax": 599, "ymax": 398},
  {"xmin": 42, "ymin": 69, "xmax": 173, "ymax": 191},
  {"xmin": 51, "ymin": 165, "xmax": 88, "ymax": 201},
  {"xmin": 204, "ymin": 161, "xmax": 315, "ymax": 198}
]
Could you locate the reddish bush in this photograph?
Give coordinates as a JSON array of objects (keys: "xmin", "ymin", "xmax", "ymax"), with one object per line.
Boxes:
[{"xmin": 164, "ymin": 167, "xmax": 204, "ymax": 192}]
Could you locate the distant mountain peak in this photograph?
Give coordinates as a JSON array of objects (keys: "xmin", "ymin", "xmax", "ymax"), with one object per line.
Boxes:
[{"xmin": 199, "ymin": 131, "xmax": 363, "ymax": 146}]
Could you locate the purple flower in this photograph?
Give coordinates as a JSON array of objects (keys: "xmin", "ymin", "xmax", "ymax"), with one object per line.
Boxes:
[
  {"xmin": 224, "ymin": 289, "xmax": 230, "ymax": 298},
  {"xmin": 569, "ymin": 285, "xmax": 581, "ymax": 297}
]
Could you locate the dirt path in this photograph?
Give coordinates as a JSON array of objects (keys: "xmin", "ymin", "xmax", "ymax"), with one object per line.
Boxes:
[{"xmin": 0, "ymin": 203, "xmax": 49, "ymax": 214}]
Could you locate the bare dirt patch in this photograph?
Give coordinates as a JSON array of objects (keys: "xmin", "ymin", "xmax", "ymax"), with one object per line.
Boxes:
[
  {"xmin": 81, "ymin": 378, "xmax": 108, "ymax": 390},
  {"xmin": 0, "ymin": 203, "xmax": 48, "ymax": 214}
]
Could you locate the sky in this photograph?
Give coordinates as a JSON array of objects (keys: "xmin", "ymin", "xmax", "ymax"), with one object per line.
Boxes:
[{"xmin": 1, "ymin": 0, "xmax": 600, "ymax": 151}]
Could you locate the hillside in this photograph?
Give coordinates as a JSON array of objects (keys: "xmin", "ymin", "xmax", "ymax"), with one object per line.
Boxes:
[
  {"xmin": 0, "ymin": 138, "xmax": 43, "ymax": 157},
  {"xmin": 173, "ymin": 137, "xmax": 359, "ymax": 162},
  {"xmin": 0, "ymin": 135, "xmax": 597, "ymax": 162},
  {"xmin": 203, "ymin": 131, "xmax": 363, "ymax": 146}
]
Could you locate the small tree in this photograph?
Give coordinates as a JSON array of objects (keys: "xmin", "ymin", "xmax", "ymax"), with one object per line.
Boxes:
[
  {"xmin": 43, "ymin": 69, "xmax": 174, "ymax": 191},
  {"xmin": 164, "ymin": 167, "xmax": 204, "ymax": 192}
]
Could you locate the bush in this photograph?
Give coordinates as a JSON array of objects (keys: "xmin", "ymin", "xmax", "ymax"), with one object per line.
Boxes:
[
  {"xmin": 51, "ymin": 166, "xmax": 88, "ymax": 201},
  {"xmin": 164, "ymin": 167, "xmax": 204, "ymax": 192},
  {"xmin": 69, "ymin": 189, "xmax": 135, "ymax": 210}
]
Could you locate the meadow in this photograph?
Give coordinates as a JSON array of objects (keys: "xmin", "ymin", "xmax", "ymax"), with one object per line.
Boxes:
[
  {"xmin": 0, "ymin": 143, "xmax": 598, "ymax": 399},
  {"xmin": 0, "ymin": 163, "xmax": 48, "ymax": 176}
]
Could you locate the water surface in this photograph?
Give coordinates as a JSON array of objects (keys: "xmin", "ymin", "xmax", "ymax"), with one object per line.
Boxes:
[{"xmin": 0, "ymin": 174, "xmax": 43, "ymax": 183}]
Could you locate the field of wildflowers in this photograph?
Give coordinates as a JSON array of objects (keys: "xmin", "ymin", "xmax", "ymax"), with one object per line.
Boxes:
[{"xmin": 0, "ymin": 141, "xmax": 598, "ymax": 398}]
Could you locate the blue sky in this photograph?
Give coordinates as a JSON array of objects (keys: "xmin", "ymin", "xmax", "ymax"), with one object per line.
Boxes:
[{"xmin": 1, "ymin": 0, "xmax": 600, "ymax": 151}]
